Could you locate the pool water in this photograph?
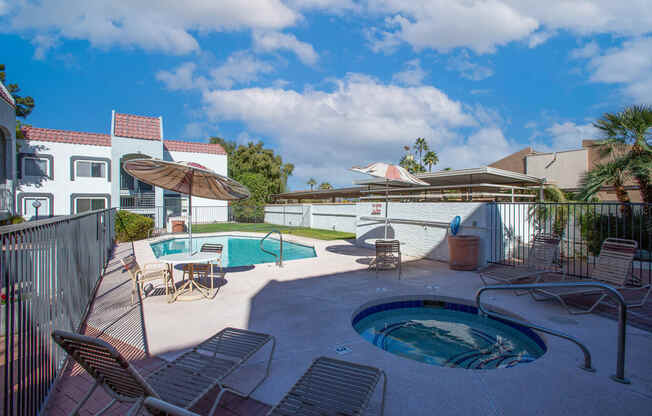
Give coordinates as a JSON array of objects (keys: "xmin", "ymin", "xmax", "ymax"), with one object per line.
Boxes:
[
  {"xmin": 150, "ymin": 236, "xmax": 316, "ymax": 267},
  {"xmin": 353, "ymin": 300, "xmax": 546, "ymax": 369}
]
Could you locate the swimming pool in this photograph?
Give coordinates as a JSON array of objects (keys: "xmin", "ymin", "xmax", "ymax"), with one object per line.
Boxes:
[
  {"xmin": 150, "ymin": 235, "xmax": 316, "ymax": 267},
  {"xmin": 353, "ymin": 298, "xmax": 546, "ymax": 369}
]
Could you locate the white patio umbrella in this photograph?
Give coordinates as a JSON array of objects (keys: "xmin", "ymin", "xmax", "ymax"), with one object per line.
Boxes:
[
  {"xmin": 351, "ymin": 162, "xmax": 428, "ymax": 239},
  {"xmin": 123, "ymin": 159, "xmax": 250, "ymax": 253}
]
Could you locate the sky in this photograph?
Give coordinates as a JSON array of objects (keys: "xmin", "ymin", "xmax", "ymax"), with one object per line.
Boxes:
[{"xmin": 1, "ymin": 1, "xmax": 651, "ymax": 190}]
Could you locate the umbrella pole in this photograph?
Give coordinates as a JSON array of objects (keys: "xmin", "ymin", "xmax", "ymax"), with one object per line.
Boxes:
[
  {"xmin": 384, "ymin": 180, "xmax": 389, "ymax": 240},
  {"xmin": 188, "ymin": 175, "xmax": 193, "ymax": 254}
]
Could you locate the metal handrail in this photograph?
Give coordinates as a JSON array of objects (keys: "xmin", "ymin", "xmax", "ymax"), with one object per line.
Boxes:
[
  {"xmin": 476, "ymin": 281, "xmax": 629, "ymax": 384},
  {"xmin": 260, "ymin": 230, "xmax": 283, "ymax": 267}
]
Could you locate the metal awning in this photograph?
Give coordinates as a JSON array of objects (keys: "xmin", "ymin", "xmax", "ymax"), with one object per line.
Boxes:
[{"xmin": 354, "ymin": 167, "xmax": 544, "ymax": 187}]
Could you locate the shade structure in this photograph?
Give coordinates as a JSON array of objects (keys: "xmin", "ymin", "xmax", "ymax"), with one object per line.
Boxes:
[
  {"xmin": 351, "ymin": 162, "xmax": 428, "ymax": 239},
  {"xmin": 123, "ymin": 158, "xmax": 250, "ymax": 253}
]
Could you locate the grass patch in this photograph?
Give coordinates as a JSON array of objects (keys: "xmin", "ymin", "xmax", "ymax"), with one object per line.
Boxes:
[{"xmin": 192, "ymin": 222, "xmax": 355, "ymax": 241}]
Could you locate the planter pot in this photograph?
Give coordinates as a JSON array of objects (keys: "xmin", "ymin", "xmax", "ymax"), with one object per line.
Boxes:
[
  {"xmin": 171, "ymin": 220, "xmax": 185, "ymax": 233},
  {"xmin": 448, "ymin": 235, "xmax": 480, "ymax": 271}
]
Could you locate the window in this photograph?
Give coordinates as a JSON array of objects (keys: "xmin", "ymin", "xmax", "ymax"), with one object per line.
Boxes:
[
  {"xmin": 75, "ymin": 197, "xmax": 106, "ymax": 213},
  {"xmin": 138, "ymin": 180, "xmax": 153, "ymax": 192},
  {"xmin": 76, "ymin": 160, "xmax": 106, "ymax": 178},
  {"xmin": 24, "ymin": 157, "xmax": 48, "ymax": 177}
]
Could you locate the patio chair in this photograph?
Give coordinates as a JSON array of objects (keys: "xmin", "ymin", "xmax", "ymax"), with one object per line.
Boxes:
[
  {"xmin": 51, "ymin": 327, "xmax": 275, "ymax": 416},
  {"xmin": 478, "ymin": 233, "xmax": 560, "ymax": 291},
  {"xmin": 369, "ymin": 239, "xmax": 402, "ymax": 279},
  {"xmin": 121, "ymin": 254, "xmax": 174, "ymax": 303},
  {"xmin": 143, "ymin": 357, "xmax": 387, "ymax": 416},
  {"xmin": 531, "ymin": 238, "xmax": 650, "ymax": 314}
]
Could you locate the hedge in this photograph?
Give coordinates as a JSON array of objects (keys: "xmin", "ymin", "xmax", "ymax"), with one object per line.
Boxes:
[{"xmin": 115, "ymin": 210, "xmax": 154, "ymax": 242}]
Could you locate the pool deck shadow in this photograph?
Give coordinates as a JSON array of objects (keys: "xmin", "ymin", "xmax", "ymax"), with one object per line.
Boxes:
[{"xmin": 131, "ymin": 233, "xmax": 652, "ymax": 416}]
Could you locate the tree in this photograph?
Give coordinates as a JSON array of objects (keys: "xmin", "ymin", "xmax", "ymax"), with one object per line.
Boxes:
[
  {"xmin": 582, "ymin": 105, "xmax": 652, "ymax": 204},
  {"xmin": 319, "ymin": 182, "xmax": 333, "ymax": 190},
  {"xmin": 423, "ymin": 151, "xmax": 439, "ymax": 172},
  {"xmin": 414, "ymin": 137, "xmax": 429, "ymax": 166},
  {"xmin": 307, "ymin": 178, "xmax": 317, "ymax": 191},
  {"xmin": 1, "ymin": 64, "xmax": 36, "ymax": 138}
]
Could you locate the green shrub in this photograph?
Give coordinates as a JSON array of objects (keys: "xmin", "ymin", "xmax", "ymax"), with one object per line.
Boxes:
[
  {"xmin": 579, "ymin": 210, "xmax": 651, "ymax": 257},
  {"xmin": 0, "ymin": 215, "xmax": 26, "ymax": 226},
  {"xmin": 115, "ymin": 210, "xmax": 154, "ymax": 242}
]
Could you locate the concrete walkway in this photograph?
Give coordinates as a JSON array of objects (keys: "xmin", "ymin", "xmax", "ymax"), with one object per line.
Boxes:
[{"xmin": 134, "ymin": 233, "xmax": 652, "ymax": 416}]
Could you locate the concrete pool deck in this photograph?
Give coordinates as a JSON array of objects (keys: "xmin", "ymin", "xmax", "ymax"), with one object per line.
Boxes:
[{"xmin": 133, "ymin": 232, "xmax": 652, "ymax": 415}]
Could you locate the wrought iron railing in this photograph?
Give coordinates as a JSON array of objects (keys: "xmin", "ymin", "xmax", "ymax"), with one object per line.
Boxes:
[
  {"xmin": 488, "ymin": 202, "xmax": 652, "ymax": 284},
  {"xmin": 120, "ymin": 193, "xmax": 155, "ymax": 209},
  {"xmin": 1, "ymin": 208, "xmax": 116, "ymax": 415}
]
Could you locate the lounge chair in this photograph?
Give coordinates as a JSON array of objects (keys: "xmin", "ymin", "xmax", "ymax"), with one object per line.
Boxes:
[
  {"xmin": 143, "ymin": 356, "xmax": 387, "ymax": 416},
  {"xmin": 51, "ymin": 327, "xmax": 275, "ymax": 416},
  {"xmin": 479, "ymin": 233, "xmax": 560, "ymax": 290},
  {"xmin": 121, "ymin": 254, "xmax": 174, "ymax": 303},
  {"xmin": 369, "ymin": 239, "xmax": 402, "ymax": 279},
  {"xmin": 531, "ymin": 238, "xmax": 650, "ymax": 314}
]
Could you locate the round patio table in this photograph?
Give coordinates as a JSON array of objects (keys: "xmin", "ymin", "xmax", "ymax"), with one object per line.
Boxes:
[{"xmin": 158, "ymin": 252, "xmax": 221, "ymax": 302}]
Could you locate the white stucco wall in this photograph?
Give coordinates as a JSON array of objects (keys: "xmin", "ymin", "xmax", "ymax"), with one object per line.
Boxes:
[
  {"xmin": 264, "ymin": 204, "xmax": 311, "ymax": 227},
  {"xmin": 526, "ymin": 149, "xmax": 588, "ymax": 189},
  {"xmin": 356, "ymin": 202, "xmax": 490, "ymax": 266},
  {"xmin": 16, "ymin": 140, "xmax": 112, "ymax": 217},
  {"xmin": 310, "ymin": 204, "xmax": 357, "ymax": 233}
]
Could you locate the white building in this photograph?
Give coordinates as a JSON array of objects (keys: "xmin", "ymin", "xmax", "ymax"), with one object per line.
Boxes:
[
  {"xmin": 16, "ymin": 111, "xmax": 228, "ymax": 225},
  {"xmin": 0, "ymin": 80, "xmax": 17, "ymax": 221}
]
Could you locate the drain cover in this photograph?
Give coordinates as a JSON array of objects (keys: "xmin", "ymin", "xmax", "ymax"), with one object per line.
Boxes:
[{"xmin": 335, "ymin": 345, "xmax": 352, "ymax": 355}]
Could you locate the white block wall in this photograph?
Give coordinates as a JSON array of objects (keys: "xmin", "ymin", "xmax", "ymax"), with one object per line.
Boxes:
[
  {"xmin": 264, "ymin": 204, "xmax": 311, "ymax": 227},
  {"xmin": 310, "ymin": 204, "xmax": 356, "ymax": 232},
  {"xmin": 356, "ymin": 202, "xmax": 491, "ymax": 266}
]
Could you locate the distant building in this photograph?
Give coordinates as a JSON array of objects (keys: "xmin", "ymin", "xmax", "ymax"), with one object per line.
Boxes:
[
  {"xmin": 0, "ymin": 80, "xmax": 17, "ymax": 221},
  {"xmin": 16, "ymin": 111, "xmax": 228, "ymax": 224},
  {"xmin": 490, "ymin": 141, "xmax": 641, "ymax": 202}
]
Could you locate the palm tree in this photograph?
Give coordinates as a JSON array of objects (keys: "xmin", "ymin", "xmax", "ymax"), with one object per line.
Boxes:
[
  {"xmin": 307, "ymin": 178, "xmax": 317, "ymax": 191},
  {"xmin": 414, "ymin": 137, "xmax": 429, "ymax": 165},
  {"xmin": 588, "ymin": 105, "xmax": 652, "ymax": 203},
  {"xmin": 319, "ymin": 182, "xmax": 333, "ymax": 190},
  {"xmin": 423, "ymin": 151, "xmax": 439, "ymax": 172}
]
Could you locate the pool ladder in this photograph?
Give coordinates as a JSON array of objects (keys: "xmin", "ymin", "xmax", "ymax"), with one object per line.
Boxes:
[
  {"xmin": 261, "ymin": 230, "xmax": 283, "ymax": 267},
  {"xmin": 476, "ymin": 281, "xmax": 629, "ymax": 384}
]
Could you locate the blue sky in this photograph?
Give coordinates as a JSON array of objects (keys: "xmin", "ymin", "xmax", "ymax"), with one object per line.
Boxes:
[{"xmin": 1, "ymin": 1, "xmax": 650, "ymax": 190}]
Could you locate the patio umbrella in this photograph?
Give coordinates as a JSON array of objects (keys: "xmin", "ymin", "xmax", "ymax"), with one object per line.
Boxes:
[
  {"xmin": 351, "ymin": 162, "xmax": 428, "ymax": 239},
  {"xmin": 123, "ymin": 159, "xmax": 250, "ymax": 253}
]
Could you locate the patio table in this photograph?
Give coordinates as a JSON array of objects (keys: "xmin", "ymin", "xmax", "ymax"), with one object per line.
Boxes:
[{"xmin": 158, "ymin": 252, "xmax": 221, "ymax": 302}]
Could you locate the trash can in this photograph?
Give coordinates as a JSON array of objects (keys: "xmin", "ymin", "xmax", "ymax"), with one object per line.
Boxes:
[
  {"xmin": 171, "ymin": 220, "xmax": 185, "ymax": 233},
  {"xmin": 448, "ymin": 235, "xmax": 480, "ymax": 271}
]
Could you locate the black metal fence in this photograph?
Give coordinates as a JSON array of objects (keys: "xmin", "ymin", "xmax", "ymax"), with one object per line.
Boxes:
[
  {"xmin": 488, "ymin": 202, "xmax": 652, "ymax": 284},
  {"xmin": 1, "ymin": 208, "xmax": 116, "ymax": 416}
]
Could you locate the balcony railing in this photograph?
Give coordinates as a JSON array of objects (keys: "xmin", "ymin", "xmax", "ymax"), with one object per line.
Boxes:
[{"xmin": 120, "ymin": 193, "xmax": 155, "ymax": 210}]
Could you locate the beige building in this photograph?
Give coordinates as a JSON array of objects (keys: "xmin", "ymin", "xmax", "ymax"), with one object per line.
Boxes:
[{"xmin": 490, "ymin": 141, "xmax": 642, "ymax": 202}]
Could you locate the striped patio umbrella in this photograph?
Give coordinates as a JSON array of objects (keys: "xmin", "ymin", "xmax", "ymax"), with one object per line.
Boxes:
[
  {"xmin": 123, "ymin": 159, "xmax": 250, "ymax": 253},
  {"xmin": 351, "ymin": 162, "xmax": 428, "ymax": 239}
]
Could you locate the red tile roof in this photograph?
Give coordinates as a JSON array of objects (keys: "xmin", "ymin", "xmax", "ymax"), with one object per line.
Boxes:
[
  {"xmin": 163, "ymin": 140, "xmax": 226, "ymax": 155},
  {"xmin": 21, "ymin": 126, "xmax": 111, "ymax": 147},
  {"xmin": 113, "ymin": 113, "xmax": 161, "ymax": 140},
  {"xmin": 0, "ymin": 81, "xmax": 16, "ymax": 108}
]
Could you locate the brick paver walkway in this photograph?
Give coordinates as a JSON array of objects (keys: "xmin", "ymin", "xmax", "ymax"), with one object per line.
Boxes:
[{"xmin": 44, "ymin": 243, "xmax": 270, "ymax": 416}]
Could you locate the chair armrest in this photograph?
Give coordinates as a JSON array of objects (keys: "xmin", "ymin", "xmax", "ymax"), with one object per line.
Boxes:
[{"xmin": 142, "ymin": 262, "xmax": 167, "ymax": 272}]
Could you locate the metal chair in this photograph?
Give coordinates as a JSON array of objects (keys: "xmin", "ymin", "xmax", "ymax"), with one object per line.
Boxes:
[
  {"xmin": 369, "ymin": 240, "xmax": 402, "ymax": 279},
  {"xmin": 52, "ymin": 327, "xmax": 275, "ymax": 415},
  {"xmin": 121, "ymin": 254, "xmax": 174, "ymax": 303}
]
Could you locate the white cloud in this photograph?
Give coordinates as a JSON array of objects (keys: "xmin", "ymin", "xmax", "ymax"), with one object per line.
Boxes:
[
  {"xmin": 569, "ymin": 41, "xmax": 600, "ymax": 60},
  {"xmin": 438, "ymin": 127, "xmax": 515, "ymax": 169},
  {"xmin": 530, "ymin": 121, "xmax": 599, "ymax": 152},
  {"xmin": 446, "ymin": 52, "xmax": 494, "ymax": 81},
  {"xmin": 3, "ymin": 0, "xmax": 298, "ymax": 55},
  {"xmin": 253, "ymin": 31, "xmax": 319, "ymax": 65},
  {"xmin": 584, "ymin": 37, "xmax": 652, "ymax": 103},
  {"xmin": 198, "ymin": 73, "xmax": 516, "ymax": 186},
  {"xmin": 392, "ymin": 59, "xmax": 427, "ymax": 86},
  {"xmin": 366, "ymin": 1, "xmax": 652, "ymax": 54},
  {"xmin": 31, "ymin": 34, "xmax": 59, "ymax": 60},
  {"xmin": 156, "ymin": 52, "xmax": 275, "ymax": 90}
]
